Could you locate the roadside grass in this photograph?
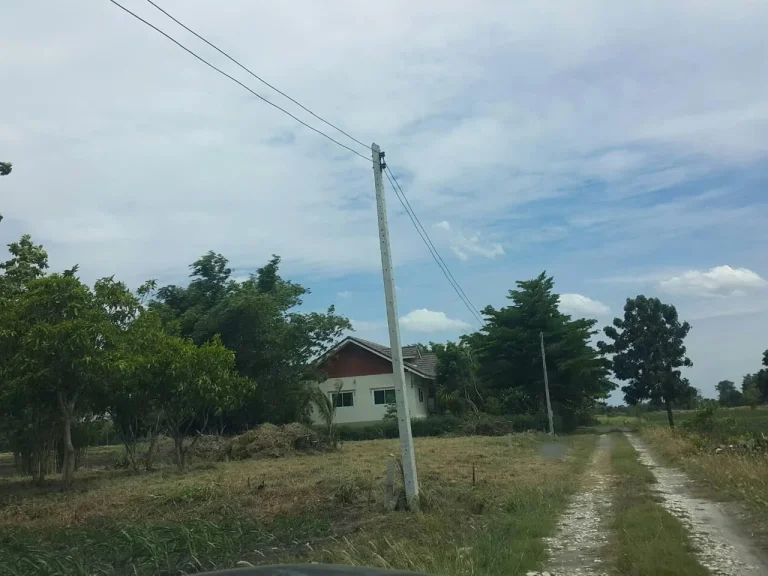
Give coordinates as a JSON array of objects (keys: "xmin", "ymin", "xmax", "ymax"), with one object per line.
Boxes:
[
  {"xmin": 643, "ymin": 405, "xmax": 768, "ymax": 433},
  {"xmin": 641, "ymin": 426, "xmax": 768, "ymax": 544},
  {"xmin": 609, "ymin": 433, "xmax": 708, "ymax": 576},
  {"xmin": 0, "ymin": 433, "xmax": 597, "ymax": 576}
]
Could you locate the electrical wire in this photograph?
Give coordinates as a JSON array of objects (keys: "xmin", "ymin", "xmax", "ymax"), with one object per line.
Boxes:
[
  {"xmin": 107, "ymin": 0, "xmax": 372, "ymax": 164},
  {"xmin": 384, "ymin": 168, "xmax": 486, "ymax": 327},
  {"xmin": 386, "ymin": 165, "xmax": 486, "ymax": 326},
  {"xmin": 143, "ymin": 0, "xmax": 371, "ymax": 152},
  {"xmin": 107, "ymin": 0, "xmax": 485, "ymax": 327}
]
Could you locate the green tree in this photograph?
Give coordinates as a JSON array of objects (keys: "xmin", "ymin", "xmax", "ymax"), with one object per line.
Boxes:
[
  {"xmin": 467, "ymin": 272, "xmax": 613, "ymax": 429},
  {"xmin": 716, "ymin": 380, "xmax": 743, "ymax": 407},
  {"xmin": 152, "ymin": 251, "xmax": 350, "ymax": 428},
  {"xmin": 598, "ymin": 295, "xmax": 692, "ymax": 428},
  {"xmin": 144, "ymin": 332, "xmax": 245, "ymax": 470},
  {"xmin": 433, "ymin": 341, "xmax": 481, "ymax": 415},
  {"xmin": 2, "ymin": 274, "xmax": 114, "ymax": 488},
  {"xmin": 0, "ymin": 162, "xmax": 11, "ymax": 176}
]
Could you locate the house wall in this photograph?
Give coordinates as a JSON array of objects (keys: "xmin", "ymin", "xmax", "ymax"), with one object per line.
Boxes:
[
  {"xmin": 324, "ymin": 345, "xmax": 393, "ymax": 378},
  {"xmin": 312, "ymin": 370, "xmax": 431, "ymax": 425}
]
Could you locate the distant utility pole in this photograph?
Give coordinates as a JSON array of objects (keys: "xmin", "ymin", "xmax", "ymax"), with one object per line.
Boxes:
[
  {"xmin": 540, "ymin": 332, "xmax": 555, "ymax": 435},
  {"xmin": 371, "ymin": 143, "xmax": 419, "ymax": 509}
]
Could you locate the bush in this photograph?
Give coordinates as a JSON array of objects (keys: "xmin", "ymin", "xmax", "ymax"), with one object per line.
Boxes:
[{"xmin": 335, "ymin": 413, "xmax": 552, "ymax": 442}]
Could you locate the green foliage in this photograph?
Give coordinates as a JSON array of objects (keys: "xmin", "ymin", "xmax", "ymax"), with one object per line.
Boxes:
[
  {"xmin": 463, "ymin": 272, "xmax": 613, "ymax": 429},
  {"xmin": 334, "ymin": 413, "xmax": 551, "ymax": 441},
  {"xmin": 433, "ymin": 341, "xmax": 481, "ymax": 416},
  {"xmin": 716, "ymin": 379, "xmax": 743, "ymax": 407},
  {"xmin": 0, "ymin": 161, "xmax": 11, "ymax": 176},
  {"xmin": 599, "ymin": 295, "xmax": 692, "ymax": 427},
  {"xmin": 150, "ymin": 251, "xmax": 350, "ymax": 429}
]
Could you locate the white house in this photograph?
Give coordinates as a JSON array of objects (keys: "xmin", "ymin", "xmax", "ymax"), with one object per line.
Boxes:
[{"xmin": 312, "ymin": 336, "xmax": 437, "ymax": 425}]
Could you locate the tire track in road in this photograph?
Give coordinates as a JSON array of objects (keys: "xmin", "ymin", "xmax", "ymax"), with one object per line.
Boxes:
[{"xmin": 528, "ymin": 434, "xmax": 612, "ymax": 576}]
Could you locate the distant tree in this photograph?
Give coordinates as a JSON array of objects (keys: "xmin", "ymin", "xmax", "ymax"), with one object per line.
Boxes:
[
  {"xmin": 467, "ymin": 272, "xmax": 614, "ymax": 429},
  {"xmin": 0, "ymin": 162, "xmax": 11, "ymax": 176},
  {"xmin": 599, "ymin": 295, "xmax": 692, "ymax": 428},
  {"xmin": 716, "ymin": 380, "xmax": 743, "ymax": 407}
]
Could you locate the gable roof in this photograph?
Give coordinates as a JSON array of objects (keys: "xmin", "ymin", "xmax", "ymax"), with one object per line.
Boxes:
[{"xmin": 318, "ymin": 336, "xmax": 437, "ymax": 379}]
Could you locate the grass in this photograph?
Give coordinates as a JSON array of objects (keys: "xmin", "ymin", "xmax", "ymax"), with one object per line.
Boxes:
[
  {"xmin": 643, "ymin": 405, "xmax": 768, "ymax": 433},
  {"xmin": 0, "ymin": 433, "xmax": 597, "ymax": 576},
  {"xmin": 608, "ymin": 433, "xmax": 708, "ymax": 576},
  {"xmin": 641, "ymin": 425, "xmax": 768, "ymax": 547}
]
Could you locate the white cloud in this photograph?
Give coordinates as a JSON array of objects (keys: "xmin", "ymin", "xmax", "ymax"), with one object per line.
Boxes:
[
  {"xmin": 559, "ymin": 293, "xmax": 610, "ymax": 317},
  {"xmin": 337, "ymin": 291, "xmax": 351, "ymax": 298},
  {"xmin": 434, "ymin": 220, "xmax": 451, "ymax": 231},
  {"xmin": 450, "ymin": 232, "xmax": 504, "ymax": 261},
  {"xmin": 658, "ymin": 265, "xmax": 767, "ymax": 297},
  {"xmin": 399, "ymin": 309, "xmax": 471, "ymax": 332}
]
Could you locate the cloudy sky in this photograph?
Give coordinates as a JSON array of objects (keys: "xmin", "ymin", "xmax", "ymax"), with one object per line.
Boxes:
[{"xmin": 2, "ymin": 1, "xmax": 767, "ymax": 402}]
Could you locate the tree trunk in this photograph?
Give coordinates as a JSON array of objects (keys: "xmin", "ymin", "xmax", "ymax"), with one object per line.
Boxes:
[
  {"xmin": 664, "ymin": 399, "xmax": 675, "ymax": 428},
  {"xmin": 173, "ymin": 433, "xmax": 185, "ymax": 471},
  {"xmin": 57, "ymin": 392, "xmax": 76, "ymax": 490}
]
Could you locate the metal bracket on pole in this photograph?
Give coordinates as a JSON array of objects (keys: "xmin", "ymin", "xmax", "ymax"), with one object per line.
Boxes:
[{"xmin": 371, "ymin": 142, "xmax": 419, "ymax": 510}]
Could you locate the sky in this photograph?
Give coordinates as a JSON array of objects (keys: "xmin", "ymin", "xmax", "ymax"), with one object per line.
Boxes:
[{"xmin": 2, "ymin": 1, "xmax": 767, "ymax": 403}]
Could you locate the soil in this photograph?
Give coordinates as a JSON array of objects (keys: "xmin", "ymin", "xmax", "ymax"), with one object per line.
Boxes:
[{"xmin": 528, "ymin": 434, "xmax": 612, "ymax": 576}]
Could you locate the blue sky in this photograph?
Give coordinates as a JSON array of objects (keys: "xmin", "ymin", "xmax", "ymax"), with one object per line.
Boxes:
[{"xmin": 2, "ymin": 1, "xmax": 767, "ymax": 402}]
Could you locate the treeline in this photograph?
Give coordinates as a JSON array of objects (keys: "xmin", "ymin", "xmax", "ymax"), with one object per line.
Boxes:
[
  {"xmin": 0, "ymin": 229, "xmax": 349, "ymax": 487},
  {"xmin": 429, "ymin": 276, "xmax": 713, "ymax": 429},
  {"xmin": 715, "ymin": 355, "xmax": 768, "ymax": 408},
  {"xmin": 423, "ymin": 273, "xmax": 615, "ymax": 430}
]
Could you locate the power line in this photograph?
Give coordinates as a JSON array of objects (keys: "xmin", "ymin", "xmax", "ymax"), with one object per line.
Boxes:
[
  {"xmin": 143, "ymin": 0, "xmax": 370, "ymax": 152},
  {"xmin": 107, "ymin": 0, "xmax": 485, "ymax": 328},
  {"xmin": 107, "ymin": 0, "xmax": 372, "ymax": 164},
  {"xmin": 385, "ymin": 165, "xmax": 486, "ymax": 326},
  {"xmin": 383, "ymin": 168, "xmax": 485, "ymax": 327}
]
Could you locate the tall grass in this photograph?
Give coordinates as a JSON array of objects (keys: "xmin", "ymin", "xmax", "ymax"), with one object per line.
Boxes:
[{"xmin": 0, "ymin": 513, "xmax": 331, "ymax": 576}]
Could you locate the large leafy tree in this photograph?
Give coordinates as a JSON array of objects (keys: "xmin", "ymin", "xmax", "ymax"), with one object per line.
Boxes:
[
  {"xmin": 466, "ymin": 272, "xmax": 613, "ymax": 429},
  {"xmin": 151, "ymin": 251, "xmax": 350, "ymax": 428},
  {"xmin": 0, "ymin": 234, "xmax": 56, "ymax": 482},
  {"xmin": 598, "ymin": 295, "xmax": 692, "ymax": 427},
  {"xmin": 2, "ymin": 274, "xmax": 114, "ymax": 488}
]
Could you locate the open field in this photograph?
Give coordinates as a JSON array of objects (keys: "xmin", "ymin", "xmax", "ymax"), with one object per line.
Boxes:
[
  {"xmin": 0, "ymin": 434, "xmax": 597, "ymax": 576},
  {"xmin": 642, "ymin": 405, "xmax": 768, "ymax": 433}
]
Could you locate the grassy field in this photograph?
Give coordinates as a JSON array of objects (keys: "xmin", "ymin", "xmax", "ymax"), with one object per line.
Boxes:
[
  {"xmin": 0, "ymin": 433, "xmax": 597, "ymax": 576},
  {"xmin": 642, "ymin": 405, "xmax": 768, "ymax": 432}
]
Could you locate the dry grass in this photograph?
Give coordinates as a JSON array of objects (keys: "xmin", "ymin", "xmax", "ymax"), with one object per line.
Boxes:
[
  {"xmin": 641, "ymin": 426, "xmax": 768, "ymax": 544},
  {"xmin": 0, "ymin": 433, "xmax": 597, "ymax": 575}
]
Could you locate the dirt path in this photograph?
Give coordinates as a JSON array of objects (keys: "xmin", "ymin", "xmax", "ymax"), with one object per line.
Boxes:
[
  {"xmin": 626, "ymin": 433, "xmax": 768, "ymax": 575},
  {"xmin": 528, "ymin": 434, "xmax": 612, "ymax": 576}
]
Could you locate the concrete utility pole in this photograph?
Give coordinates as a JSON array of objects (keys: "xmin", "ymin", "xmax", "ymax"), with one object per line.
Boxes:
[
  {"xmin": 540, "ymin": 331, "xmax": 555, "ymax": 435},
  {"xmin": 371, "ymin": 143, "xmax": 419, "ymax": 509}
]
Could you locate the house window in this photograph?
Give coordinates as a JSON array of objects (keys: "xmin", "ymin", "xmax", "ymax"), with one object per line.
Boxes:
[
  {"xmin": 418, "ymin": 388, "xmax": 424, "ymax": 402},
  {"xmin": 374, "ymin": 389, "xmax": 397, "ymax": 405},
  {"xmin": 331, "ymin": 391, "xmax": 354, "ymax": 408}
]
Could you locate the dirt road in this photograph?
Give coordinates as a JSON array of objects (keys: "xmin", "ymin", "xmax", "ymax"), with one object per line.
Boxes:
[{"xmin": 627, "ymin": 433, "xmax": 768, "ymax": 575}]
